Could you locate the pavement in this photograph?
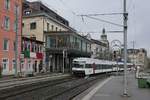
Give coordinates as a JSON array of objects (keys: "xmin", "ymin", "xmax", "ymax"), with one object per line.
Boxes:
[{"xmin": 73, "ymin": 72, "xmax": 150, "ymax": 100}]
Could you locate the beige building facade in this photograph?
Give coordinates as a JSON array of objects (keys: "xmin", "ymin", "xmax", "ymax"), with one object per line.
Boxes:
[
  {"xmin": 127, "ymin": 48, "xmax": 148, "ymax": 69},
  {"xmin": 23, "ymin": 14, "xmax": 69, "ymax": 42}
]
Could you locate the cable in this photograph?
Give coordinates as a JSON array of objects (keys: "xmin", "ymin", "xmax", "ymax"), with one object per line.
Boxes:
[
  {"xmin": 84, "ymin": 16, "xmax": 124, "ymax": 27},
  {"xmin": 78, "ymin": 13, "xmax": 123, "ymax": 17},
  {"xmin": 58, "ymin": 0, "xmax": 77, "ymax": 16}
]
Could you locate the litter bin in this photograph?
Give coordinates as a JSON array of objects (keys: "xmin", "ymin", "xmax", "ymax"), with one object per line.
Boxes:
[
  {"xmin": 147, "ymin": 79, "xmax": 150, "ymax": 88},
  {"xmin": 138, "ymin": 78, "xmax": 148, "ymax": 88}
]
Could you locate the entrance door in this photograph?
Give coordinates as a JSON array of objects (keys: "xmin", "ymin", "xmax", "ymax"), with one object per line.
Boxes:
[{"xmin": 34, "ymin": 61, "xmax": 37, "ymax": 72}]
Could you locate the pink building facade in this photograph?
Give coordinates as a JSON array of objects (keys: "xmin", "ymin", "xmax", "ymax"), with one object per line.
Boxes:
[{"xmin": 0, "ymin": 0, "xmax": 22, "ymax": 75}]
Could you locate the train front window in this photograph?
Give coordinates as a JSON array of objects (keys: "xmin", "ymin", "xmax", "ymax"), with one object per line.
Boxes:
[{"xmin": 73, "ymin": 64, "xmax": 84, "ymax": 68}]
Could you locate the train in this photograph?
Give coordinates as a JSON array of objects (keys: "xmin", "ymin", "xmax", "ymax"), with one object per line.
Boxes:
[{"xmin": 72, "ymin": 58, "xmax": 132, "ymax": 76}]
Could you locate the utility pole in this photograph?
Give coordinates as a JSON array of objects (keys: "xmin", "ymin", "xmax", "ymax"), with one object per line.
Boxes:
[
  {"xmin": 132, "ymin": 41, "xmax": 135, "ymax": 66},
  {"xmin": 123, "ymin": 0, "xmax": 128, "ymax": 96},
  {"xmin": 15, "ymin": 5, "xmax": 19, "ymax": 77}
]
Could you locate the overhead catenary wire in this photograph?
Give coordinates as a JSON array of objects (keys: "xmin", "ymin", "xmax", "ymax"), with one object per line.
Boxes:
[
  {"xmin": 78, "ymin": 13, "xmax": 123, "ymax": 17},
  {"xmin": 82, "ymin": 15, "xmax": 124, "ymax": 27},
  {"xmin": 78, "ymin": 30, "xmax": 123, "ymax": 34}
]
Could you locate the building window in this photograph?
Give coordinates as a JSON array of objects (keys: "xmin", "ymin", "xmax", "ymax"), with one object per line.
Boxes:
[
  {"xmin": 22, "ymin": 23, "xmax": 24, "ymax": 27},
  {"xmin": 24, "ymin": 10, "xmax": 31, "ymax": 15},
  {"xmin": 51, "ymin": 25, "xmax": 54, "ymax": 31},
  {"xmin": 27, "ymin": 42, "xmax": 30, "ymax": 51},
  {"xmin": 2, "ymin": 58, "xmax": 8, "ymax": 70},
  {"xmin": 12, "ymin": 59, "xmax": 15, "ymax": 69},
  {"xmin": 47, "ymin": 23, "xmax": 49, "ymax": 31},
  {"xmin": 14, "ymin": 5, "xmax": 19, "ymax": 15},
  {"xmin": 30, "ymin": 22, "xmax": 36, "ymax": 30},
  {"xmin": 14, "ymin": 20, "xmax": 17, "ymax": 32},
  {"xmin": 14, "ymin": 41, "xmax": 16, "ymax": 51},
  {"xmin": 24, "ymin": 41, "xmax": 27, "ymax": 51},
  {"xmin": 28, "ymin": 60, "xmax": 31, "ymax": 69},
  {"xmin": 56, "ymin": 27, "xmax": 58, "ymax": 31},
  {"xmin": 4, "ymin": 16, "xmax": 10, "ymax": 30},
  {"xmin": 31, "ymin": 42, "xmax": 35, "ymax": 52},
  {"xmin": 3, "ymin": 39, "xmax": 9, "ymax": 51},
  {"xmin": 5, "ymin": 0, "xmax": 10, "ymax": 10}
]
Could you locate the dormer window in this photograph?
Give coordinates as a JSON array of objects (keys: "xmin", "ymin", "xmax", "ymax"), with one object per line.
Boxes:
[{"xmin": 24, "ymin": 10, "xmax": 31, "ymax": 15}]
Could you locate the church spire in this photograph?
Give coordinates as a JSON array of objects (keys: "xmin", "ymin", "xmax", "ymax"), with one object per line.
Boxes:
[
  {"xmin": 101, "ymin": 28, "xmax": 107, "ymax": 41},
  {"xmin": 102, "ymin": 28, "xmax": 105, "ymax": 35}
]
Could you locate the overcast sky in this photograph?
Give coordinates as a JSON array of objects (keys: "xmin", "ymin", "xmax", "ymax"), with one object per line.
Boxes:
[{"xmin": 30, "ymin": 0, "xmax": 150, "ymax": 56}]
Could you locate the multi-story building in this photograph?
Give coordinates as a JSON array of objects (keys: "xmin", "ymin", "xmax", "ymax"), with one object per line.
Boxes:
[
  {"xmin": 22, "ymin": 1, "xmax": 91, "ymax": 73},
  {"xmin": 45, "ymin": 31, "xmax": 91, "ymax": 72},
  {"xmin": 0, "ymin": 0, "xmax": 22, "ymax": 75},
  {"xmin": 127, "ymin": 48, "xmax": 148, "ymax": 69},
  {"xmin": 21, "ymin": 36, "xmax": 44, "ymax": 75},
  {"xmin": 22, "ymin": 0, "xmax": 72, "ymax": 41}
]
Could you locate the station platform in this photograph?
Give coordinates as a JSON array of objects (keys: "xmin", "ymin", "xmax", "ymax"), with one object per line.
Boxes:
[{"xmin": 74, "ymin": 72, "xmax": 150, "ymax": 100}]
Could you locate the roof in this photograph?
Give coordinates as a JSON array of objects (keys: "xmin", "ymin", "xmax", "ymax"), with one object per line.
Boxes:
[
  {"xmin": 44, "ymin": 31, "xmax": 92, "ymax": 43},
  {"xmin": 23, "ymin": 0, "xmax": 69, "ymax": 26},
  {"xmin": 91, "ymin": 39, "xmax": 107, "ymax": 47},
  {"xmin": 73, "ymin": 57, "xmax": 116, "ymax": 65}
]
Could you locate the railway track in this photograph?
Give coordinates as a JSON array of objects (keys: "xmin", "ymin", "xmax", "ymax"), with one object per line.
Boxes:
[
  {"xmin": 0, "ymin": 74, "xmax": 70, "ymax": 90},
  {"xmin": 0, "ymin": 76, "xmax": 75, "ymax": 100},
  {"xmin": 0, "ymin": 74, "xmax": 109, "ymax": 100},
  {"xmin": 0, "ymin": 73, "xmax": 63, "ymax": 84}
]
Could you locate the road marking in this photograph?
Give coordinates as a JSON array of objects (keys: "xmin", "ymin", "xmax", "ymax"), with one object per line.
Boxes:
[{"xmin": 81, "ymin": 76, "xmax": 113, "ymax": 100}]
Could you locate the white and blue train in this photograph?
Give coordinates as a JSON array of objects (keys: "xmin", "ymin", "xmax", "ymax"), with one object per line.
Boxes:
[{"xmin": 72, "ymin": 58, "xmax": 132, "ymax": 76}]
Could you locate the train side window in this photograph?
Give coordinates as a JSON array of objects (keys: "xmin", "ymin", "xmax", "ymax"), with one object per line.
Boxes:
[{"xmin": 86, "ymin": 64, "xmax": 91, "ymax": 68}]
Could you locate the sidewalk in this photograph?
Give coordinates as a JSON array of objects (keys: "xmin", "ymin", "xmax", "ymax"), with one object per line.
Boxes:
[{"xmin": 79, "ymin": 72, "xmax": 150, "ymax": 100}]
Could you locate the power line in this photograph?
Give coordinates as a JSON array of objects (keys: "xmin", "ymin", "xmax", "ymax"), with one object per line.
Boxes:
[
  {"xmin": 78, "ymin": 13, "xmax": 123, "ymax": 17},
  {"xmin": 58, "ymin": 0, "xmax": 77, "ymax": 16},
  {"xmin": 78, "ymin": 30, "xmax": 123, "ymax": 34},
  {"xmin": 83, "ymin": 15, "xmax": 124, "ymax": 27}
]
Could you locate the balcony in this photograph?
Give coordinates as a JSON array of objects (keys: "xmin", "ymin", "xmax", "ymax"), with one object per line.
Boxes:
[{"xmin": 45, "ymin": 31, "xmax": 92, "ymax": 57}]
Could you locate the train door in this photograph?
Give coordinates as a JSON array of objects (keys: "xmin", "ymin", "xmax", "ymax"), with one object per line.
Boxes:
[{"xmin": 92, "ymin": 63, "xmax": 96, "ymax": 74}]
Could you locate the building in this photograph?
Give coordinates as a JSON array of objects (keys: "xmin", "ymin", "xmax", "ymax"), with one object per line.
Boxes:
[
  {"xmin": 0, "ymin": 0, "xmax": 22, "ymax": 75},
  {"xmin": 100, "ymin": 28, "xmax": 110, "ymax": 60},
  {"xmin": 45, "ymin": 31, "xmax": 91, "ymax": 72},
  {"xmin": 91, "ymin": 39, "xmax": 108, "ymax": 59},
  {"xmin": 21, "ymin": 36, "xmax": 44, "ymax": 75},
  {"xmin": 100, "ymin": 28, "xmax": 109, "ymax": 49},
  {"xmin": 127, "ymin": 48, "xmax": 148, "ymax": 69},
  {"xmin": 22, "ymin": 0, "xmax": 73, "ymax": 41},
  {"xmin": 22, "ymin": 1, "xmax": 91, "ymax": 73}
]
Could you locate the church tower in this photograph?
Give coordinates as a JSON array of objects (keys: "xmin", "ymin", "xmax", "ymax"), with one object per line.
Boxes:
[
  {"xmin": 100, "ymin": 28, "xmax": 109, "ymax": 48},
  {"xmin": 101, "ymin": 28, "xmax": 107, "ymax": 42}
]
